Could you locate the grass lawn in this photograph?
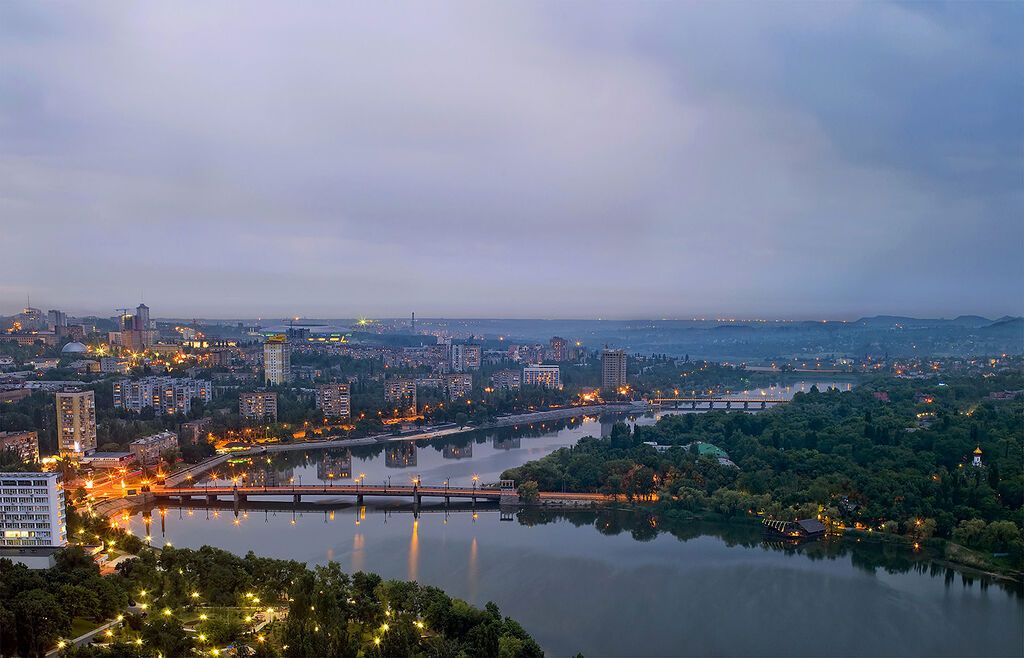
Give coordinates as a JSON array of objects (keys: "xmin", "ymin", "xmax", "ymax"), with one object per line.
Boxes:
[{"xmin": 70, "ymin": 617, "xmax": 104, "ymax": 639}]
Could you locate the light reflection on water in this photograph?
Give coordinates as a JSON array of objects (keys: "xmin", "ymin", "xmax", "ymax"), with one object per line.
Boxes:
[
  {"xmin": 124, "ymin": 379, "xmax": 1021, "ymax": 657},
  {"xmin": 127, "ymin": 505, "xmax": 1022, "ymax": 658}
]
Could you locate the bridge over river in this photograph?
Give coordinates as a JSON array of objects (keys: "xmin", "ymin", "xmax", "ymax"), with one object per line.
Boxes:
[
  {"xmin": 153, "ymin": 482, "xmax": 613, "ymax": 506},
  {"xmin": 650, "ymin": 397, "xmax": 786, "ymax": 410}
]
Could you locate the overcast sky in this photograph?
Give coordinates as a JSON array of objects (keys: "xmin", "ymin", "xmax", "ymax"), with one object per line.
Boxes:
[{"xmin": 0, "ymin": 2, "xmax": 1020, "ymax": 320}]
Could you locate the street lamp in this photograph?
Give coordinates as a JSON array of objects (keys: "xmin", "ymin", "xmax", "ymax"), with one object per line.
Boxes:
[{"xmin": 472, "ymin": 474, "xmax": 479, "ymax": 493}]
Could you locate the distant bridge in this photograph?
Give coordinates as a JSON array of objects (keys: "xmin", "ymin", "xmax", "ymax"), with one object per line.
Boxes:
[
  {"xmin": 153, "ymin": 482, "xmax": 615, "ymax": 506},
  {"xmin": 650, "ymin": 398, "xmax": 787, "ymax": 410}
]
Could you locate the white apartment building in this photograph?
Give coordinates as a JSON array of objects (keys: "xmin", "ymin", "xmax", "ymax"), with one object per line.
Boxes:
[
  {"xmin": 523, "ymin": 365, "xmax": 562, "ymax": 389},
  {"xmin": 0, "ymin": 472, "xmax": 67, "ymax": 552}
]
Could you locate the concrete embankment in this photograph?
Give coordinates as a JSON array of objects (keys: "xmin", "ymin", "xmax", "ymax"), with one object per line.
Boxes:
[{"xmin": 167, "ymin": 404, "xmax": 617, "ymax": 486}]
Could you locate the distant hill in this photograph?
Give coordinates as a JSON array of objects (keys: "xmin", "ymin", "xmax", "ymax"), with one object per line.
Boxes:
[{"xmin": 980, "ymin": 316, "xmax": 1024, "ymax": 334}]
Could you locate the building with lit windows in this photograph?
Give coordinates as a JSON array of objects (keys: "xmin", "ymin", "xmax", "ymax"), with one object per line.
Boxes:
[
  {"xmin": 263, "ymin": 335, "xmax": 292, "ymax": 385},
  {"xmin": 549, "ymin": 336, "xmax": 568, "ymax": 362},
  {"xmin": 523, "ymin": 365, "xmax": 561, "ymax": 389},
  {"xmin": 384, "ymin": 378, "xmax": 417, "ymax": 415},
  {"xmin": 602, "ymin": 349, "xmax": 627, "ymax": 392},
  {"xmin": 315, "ymin": 384, "xmax": 351, "ymax": 419},
  {"xmin": 446, "ymin": 373, "xmax": 473, "ymax": 399},
  {"xmin": 239, "ymin": 391, "xmax": 278, "ymax": 421},
  {"xmin": 128, "ymin": 431, "xmax": 178, "ymax": 465},
  {"xmin": 113, "ymin": 377, "xmax": 212, "ymax": 415},
  {"xmin": 0, "ymin": 431, "xmax": 40, "ymax": 464},
  {"xmin": 450, "ymin": 343, "xmax": 481, "ymax": 371},
  {"xmin": 55, "ymin": 389, "xmax": 96, "ymax": 458},
  {"xmin": 491, "ymin": 369, "xmax": 522, "ymax": 391},
  {"xmin": 0, "ymin": 471, "xmax": 67, "ymax": 568}
]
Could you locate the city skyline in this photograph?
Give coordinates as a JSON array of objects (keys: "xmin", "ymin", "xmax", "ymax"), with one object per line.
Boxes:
[{"xmin": 2, "ymin": 2, "xmax": 1021, "ymax": 319}]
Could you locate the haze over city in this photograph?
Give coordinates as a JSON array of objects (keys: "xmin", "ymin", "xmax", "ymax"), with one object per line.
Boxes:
[{"xmin": 2, "ymin": 2, "xmax": 1021, "ymax": 319}]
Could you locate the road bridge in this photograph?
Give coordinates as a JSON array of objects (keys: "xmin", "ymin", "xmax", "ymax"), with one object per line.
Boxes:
[
  {"xmin": 153, "ymin": 482, "xmax": 614, "ymax": 507},
  {"xmin": 650, "ymin": 398, "xmax": 787, "ymax": 410}
]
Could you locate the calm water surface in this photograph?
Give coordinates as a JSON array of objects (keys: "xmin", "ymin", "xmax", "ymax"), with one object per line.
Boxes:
[{"xmin": 125, "ymin": 380, "xmax": 1024, "ymax": 657}]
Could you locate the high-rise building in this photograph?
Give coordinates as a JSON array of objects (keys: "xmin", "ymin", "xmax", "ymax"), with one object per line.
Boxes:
[
  {"xmin": 0, "ymin": 431, "xmax": 40, "ymax": 464},
  {"xmin": 602, "ymin": 349, "xmax": 628, "ymax": 392},
  {"xmin": 523, "ymin": 365, "xmax": 562, "ymax": 389},
  {"xmin": 316, "ymin": 384, "xmax": 351, "ymax": 419},
  {"xmin": 0, "ymin": 472, "xmax": 67, "ymax": 552},
  {"xmin": 239, "ymin": 391, "xmax": 278, "ymax": 421},
  {"xmin": 490, "ymin": 369, "xmax": 522, "ymax": 391},
  {"xmin": 263, "ymin": 335, "xmax": 292, "ymax": 385},
  {"xmin": 134, "ymin": 303, "xmax": 151, "ymax": 330},
  {"xmin": 450, "ymin": 343, "xmax": 481, "ymax": 371},
  {"xmin": 384, "ymin": 378, "xmax": 417, "ymax": 415},
  {"xmin": 47, "ymin": 310, "xmax": 67, "ymax": 332},
  {"xmin": 113, "ymin": 377, "xmax": 212, "ymax": 415},
  {"xmin": 55, "ymin": 390, "xmax": 96, "ymax": 458},
  {"xmin": 549, "ymin": 336, "xmax": 568, "ymax": 362},
  {"xmin": 446, "ymin": 373, "xmax": 473, "ymax": 399}
]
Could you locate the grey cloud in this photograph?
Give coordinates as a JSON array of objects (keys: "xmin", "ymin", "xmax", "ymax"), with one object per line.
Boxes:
[{"xmin": 0, "ymin": 1, "xmax": 1020, "ymax": 319}]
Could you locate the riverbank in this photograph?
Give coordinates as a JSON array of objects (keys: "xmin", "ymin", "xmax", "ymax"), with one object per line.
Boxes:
[{"xmin": 168, "ymin": 403, "xmax": 614, "ymax": 485}]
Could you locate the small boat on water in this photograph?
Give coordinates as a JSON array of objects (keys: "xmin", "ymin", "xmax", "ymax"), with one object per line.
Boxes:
[{"xmin": 762, "ymin": 518, "xmax": 826, "ymax": 541}]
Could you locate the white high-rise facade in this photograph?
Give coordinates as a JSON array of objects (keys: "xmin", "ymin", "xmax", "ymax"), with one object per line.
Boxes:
[{"xmin": 0, "ymin": 472, "xmax": 67, "ymax": 549}]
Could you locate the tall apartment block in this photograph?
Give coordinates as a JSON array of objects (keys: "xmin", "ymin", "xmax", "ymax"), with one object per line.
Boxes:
[
  {"xmin": 0, "ymin": 472, "xmax": 67, "ymax": 557},
  {"xmin": 55, "ymin": 390, "xmax": 96, "ymax": 458},
  {"xmin": 450, "ymin": 343, "xmax": 481, "ymax": 372},
  {"xmin": 384, "ymin": 378, "xmax": 417, "ymax": 415},
  {"xmin": 240, "ymin": 391, "xmax": 279, "ymax": 421},
  {"xmin": 601, "ymin": 348, "xmax": 628, "ymax": 392},
  {"xmin": 316, "ymin": 384, "xmax": 351, "ymax": 419},
  {"xmin": 263, "ymin": 335, "xmax": 292, "ymax": 385}
]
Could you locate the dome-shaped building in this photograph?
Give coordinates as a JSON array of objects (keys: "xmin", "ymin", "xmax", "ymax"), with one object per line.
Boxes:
[{"xmin": 61, "ymin": 341, "xmax": 88, "ymax": 354}]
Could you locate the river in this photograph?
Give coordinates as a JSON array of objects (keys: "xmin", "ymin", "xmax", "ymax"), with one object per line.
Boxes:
[{"xmin": 121, "ymin": 380, "xmax": 1023, "ymax": 656}]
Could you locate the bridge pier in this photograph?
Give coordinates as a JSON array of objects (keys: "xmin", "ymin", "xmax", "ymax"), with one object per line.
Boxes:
[
  {"xmin": 293, "ymin": 494, "xmax": 301, "ymax": 503},
  {"xmin": 743, "ymin": 401, "xmax": 749, "ymax": 409},
  {"xmin": 206, "ymin": 494, "xmax": 217, "ymax": 504},
  {"xmin": 414, "ymin": 493, "xmax": 422, "ymax": 506},
  {"xmin": 356, "ymin": 494, "xmax": 363, "ymax": 505}
]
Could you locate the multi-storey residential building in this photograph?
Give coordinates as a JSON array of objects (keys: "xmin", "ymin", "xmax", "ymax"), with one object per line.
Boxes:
[
  {"xmin": 508, "ymin": 344, "xmax": 545, "ymax": 364},
  {"xmin": 239, "ymin": 391, "xmax": 278, "ymax": 421},
  {"xmin": 100, "ymin": 357, "xmax": 131, "ymax": 374},
  {"xmin": 55, "ymin": 390, "xmax": 96, "ymax": 457},
  {"xmin": 315, "ymin": 384, "xmax": 351, "ymax": 419},
  {"xmin": 113, "ymin": 377, "xmax": 212, "ymax": 415},
  {"xmin": 446, "ymin": 373, "xmax": 473, "ymax": 400},
  {"xmin": 384, "ymin": 378, "xmax": 417, "ymax": 415},
  {"xmin": 263, "ymin": 335, "xmax": 292, "ymax": 385},
  {"xmin": 0, "ymin": 431, "xmax": 40, "ymax": 464},
  {"xmin": 523, "ymin": 365, "xmax": 561, "ymax": 389},
  {"xmin": 491, "ymin": 369, "xmax": 522, "ymax": 391},
  {"xmin": 450, "ymin": 343, "xmax": 481, "ymax": 371},
  {"xmin": 179, "ymin": 417, "xmax": 212, "ymax": 445},
  {"xmin": 0, "ymin": 472, "xmax": 67, "ymax": 557},
  {"xmin": 602, "ymin": 349, "xmax": 628, "ymax": 392},
  {"xmin": 128, "ymin": 431, "xmax": 178, "ymax": 465},
  {"xmin": 549, "ymin": 336, "xmax": 568, "ymax": 362}
]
